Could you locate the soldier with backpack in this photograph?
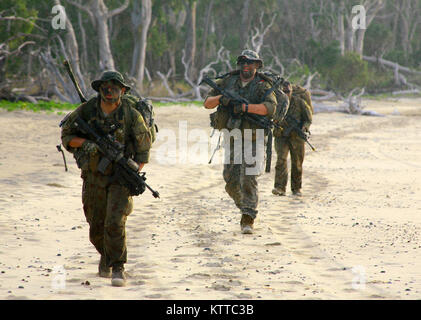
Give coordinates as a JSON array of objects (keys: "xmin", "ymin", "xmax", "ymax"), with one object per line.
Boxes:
[
  {"xmin": 203, "ymin": 50, "xmax": 278, "ymax": 234},
  {"xmin": 61, "ymin": 71, "xmax": 154, "ymax": 287},
  {"xmin": 272, "ymin": 81, "xmax": 313, "ymax": 197}
]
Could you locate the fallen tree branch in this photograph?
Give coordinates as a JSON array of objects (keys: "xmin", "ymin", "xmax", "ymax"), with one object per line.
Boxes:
[
  {"xmin": 314, "ymin": 87, "xmax": 384, "ymax": 117},
  {"xmin": 363, "ymin": 55, "xmax": 421, "ymax": 75},
  {"xmin": 156, "ymin": 69, "xmax": 176, "ymax": 98},
  {"xmin": 392, "ymin": 89, "xmax": 420, "ymax": 95}
]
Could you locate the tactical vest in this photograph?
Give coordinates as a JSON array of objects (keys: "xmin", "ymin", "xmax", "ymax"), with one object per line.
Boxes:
[
  {"xmin": 209, "ymin": 72, "xmax": 269, "ymax": 131},
  {"xmin": 75, "ymin": 96, "xmax": 137, "ymax": 174}
]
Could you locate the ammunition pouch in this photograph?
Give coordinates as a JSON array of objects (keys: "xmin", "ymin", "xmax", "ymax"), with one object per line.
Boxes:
[
  {"xmin": 74, "ymin": 149, "xmax": 89, "ymax": 171},
  {"xmin": 209, "ymin": 105, "xmax": 230, "ymax": 130},
  {"xmin": 226, "ymin": 115, "xmax": 242, "ymax": 130}
]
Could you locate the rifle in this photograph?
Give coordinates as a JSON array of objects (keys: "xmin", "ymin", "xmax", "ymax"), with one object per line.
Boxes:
[
  {"xmin": 200, "ymin": 75, "xmax": 280, "ymax": 172},
  {"xmin": 281, "ymin": 115, "xmax": 316, "ymax": 151},
  {"xmin": 59, "ymin": 60, "xmax": 160, "ymax": 198},
  {"xmin": 72, "ymin": 116, "xmax": 160, "ymax": 198},
  {"xmin": 63, "ymin": 60, "xmax": 87, "ymax": 103},
  {"xmin": 59, "ymin": 60, "xmax": 87, "ymax": 128}
]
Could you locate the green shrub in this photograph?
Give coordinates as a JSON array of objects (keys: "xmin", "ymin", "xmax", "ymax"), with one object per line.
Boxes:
[
  {"xmin": 0, "ymin": 100, "xmax": 77, "ymax": 112},
  {"xmin": 328, "ymin": 52, "xmax": 370, "ymax": 94}
]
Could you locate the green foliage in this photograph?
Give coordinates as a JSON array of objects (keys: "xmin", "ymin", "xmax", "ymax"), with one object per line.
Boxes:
[
  {"xmin": 364, "ymin": 23, "xmax": 393, "ymax": 57},
  {"xmin": 1, "ymin": 0, "xmax": 421, "ymax": 99},
  {"xmin": 0, "ymin": 99, "xmax": 201, "ymax": 112},
  {"xmin": 383, "ymin": 50, "xmax": 408, "ymax": 67},
  {"xmin": 148, "ymin": 25, "xmax": 169, "ymax": 57},
  {"xmin": 365, "ymin": 64, "xmax": 395, "ymax": 94},
  {"xmin": 0, "ymin": 0, "xmax": 38, "ymax": 47},
  {"xmin": 305, "ymin": 40, "xmax": 341, "ymax": 74},
  {"xmin": 0, "ymin": 100, "xmax": 77, "ymax": 112},
  {"xmin": 328, "ymin": 52, "xmax": 370, "ymax": 94}
]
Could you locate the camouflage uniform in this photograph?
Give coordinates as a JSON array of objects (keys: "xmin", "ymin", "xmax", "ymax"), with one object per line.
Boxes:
[
  {"xmin": 273, "ymin": 95, "xmax": 312, "ymax": 194},
  {"xmin": 206, "ymin": 51, "xmax": 277, "ymax": 221},
  {"xmin": 61, "ymin": 75, "xmax": 151, "ymax": 271}
]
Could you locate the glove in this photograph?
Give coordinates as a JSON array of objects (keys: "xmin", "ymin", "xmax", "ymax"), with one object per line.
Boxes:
[
  {"xmin": 233, "ymin": 103, "xmax": 244, "ymax": 114},
  {"xmin": 219, "ymin": 95, "xmax": 231, "ymax": 107},
  {"xmin": 81, "ymin": 140, "xmax": 99, "ymax": 156}
]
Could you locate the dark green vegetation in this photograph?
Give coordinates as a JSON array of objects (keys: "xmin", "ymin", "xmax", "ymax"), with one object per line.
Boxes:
[{"xmin": 1, "ymin": 0, "xmax": 420, "ymax": 101}]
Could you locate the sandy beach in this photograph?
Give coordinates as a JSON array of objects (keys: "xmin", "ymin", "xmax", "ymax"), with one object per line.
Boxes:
[{"xmin": 0, "ymin": 97, "xmax": 420, "ymax": 300}]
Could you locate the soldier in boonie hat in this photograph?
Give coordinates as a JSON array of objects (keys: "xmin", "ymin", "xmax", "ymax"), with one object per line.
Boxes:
[
  {"xmin": 91, "ymin": 70, "xmax": 131, "ymax": 104},
  {"xmin": 236, "ymin": 49, "xmax": 264, "ymax": 69}
]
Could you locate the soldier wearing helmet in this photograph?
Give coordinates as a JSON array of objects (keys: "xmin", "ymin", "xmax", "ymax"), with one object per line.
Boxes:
[
  {"xmin": 204, "ymin": 50, "xmax": 277, "ymax": 234},
  {"xmin": 61, "ymin": 71, "xmax": 152, "ymax": 287}
]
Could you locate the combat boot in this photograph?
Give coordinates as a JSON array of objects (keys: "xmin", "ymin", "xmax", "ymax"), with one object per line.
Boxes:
[
  {"xmin": 98, "ymin": 255, "xmax": 111, "ymax": 278},
  {"xmin": 240, "ymin": 214, "xmax": 254, "ymax": 234},
  {"xmin": 111, "ymin": 265, "xmax": 126, "ymax": 287},
  {"xmin": 292, "ymin": 190, "xmax": 302, "ymax": 197},
  {"xmin": 272, "ymin": 187, "xmax": 286, "ymax": 196}
]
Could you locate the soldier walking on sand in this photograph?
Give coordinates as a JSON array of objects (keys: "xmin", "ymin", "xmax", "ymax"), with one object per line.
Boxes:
[
  {"xmin": 203, "ymin": 50, "xmax": 277, "ymax": 234},
  {"xmin": 61, "ymin": 71, "xmax": 152, "ymax": 286},
  {"xmin": 272, "ymin": 81, "xmax": 312, "ymax": 197}
]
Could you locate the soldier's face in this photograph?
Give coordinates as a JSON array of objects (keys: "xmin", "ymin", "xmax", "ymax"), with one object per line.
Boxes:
[
  {"xmin": 238, "ymin": 59, "xmax": 258, "ymax": 80},
  {"xmin": 100, "ymin": 80, "xmax": 125, "ymax": 103}
]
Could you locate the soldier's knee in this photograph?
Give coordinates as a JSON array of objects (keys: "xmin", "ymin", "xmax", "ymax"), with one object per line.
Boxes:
[{"xmin": 105, "ymin": 220, "xmax": 125, "ymax": 235}]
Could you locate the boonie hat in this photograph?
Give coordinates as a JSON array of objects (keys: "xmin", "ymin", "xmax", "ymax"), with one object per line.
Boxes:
[
  {"xmin": 236, "ymin": 49, "xmax": 263, "ymax": 68},
  {"xmin": 91, "ymin": 71, "xmax": 131, "ymax": 92}
]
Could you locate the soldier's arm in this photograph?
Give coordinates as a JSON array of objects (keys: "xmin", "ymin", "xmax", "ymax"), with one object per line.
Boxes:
[
  {"xmin": 300, "ymin": 99, "xmax": 313, "ymax": 131},
  {"xmin": 204, "ymin": 95, "xmax": 223, "ymax": 109},
  {"xmin": 61, "ymin": 105, "xmax": 86, "ymax": 152},
  {"xmin": 240, "ymin": 103, "xmax": 270, "ymax": 116},
  {"xmin": 235, "ymin": 81, "xmax": 277, "ymax": 116},
  {"xmin": 245, "ymin": 82, "xmax": 277, "ymax": 117},
  {"xmin": 203, "ymin": 78, "xmax": 226, "ymax": 109},
  {"xmin": 131, "ymin": 111, "xmax": 152, "ymax": 170}
]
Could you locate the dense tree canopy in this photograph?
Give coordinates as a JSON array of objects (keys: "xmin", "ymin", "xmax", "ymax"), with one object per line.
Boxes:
[{"xmin": 1, "ymin": 0, "xmax": 420, "ymax": 102}]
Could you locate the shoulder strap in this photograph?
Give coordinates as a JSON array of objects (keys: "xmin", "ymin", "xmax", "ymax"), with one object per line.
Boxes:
[{"xmin": 259, "ymin": 73, "xmax": 284, "ymax": 101}]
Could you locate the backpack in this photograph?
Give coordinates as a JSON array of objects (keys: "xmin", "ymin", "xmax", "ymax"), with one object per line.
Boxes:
[
  {"xmin": 124, "ymin": 93, "xmax": 158, "ymax": 143},
  {"xmin": 259, "ymin": 71, "xmax": 289, "ymax": 123},
  {"xmin": 292, "ymin": 85, "xmax": 313, "ymax": 114}
]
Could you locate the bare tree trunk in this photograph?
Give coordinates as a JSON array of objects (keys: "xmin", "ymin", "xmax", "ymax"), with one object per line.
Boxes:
[
  {"xmin": 90, "ymin": 0, "xmax": 129, "ymax": 71},
  {"xmin": 240, "ymin": 0, "xmax": 251, "ymax": 46},
  {"xmin": 355, "ymin": 29, "xmax": 366, "ymax": 57},
  {"xmin": 338, "ymin": 12, "xmax": 345, "ymax": 55},
  {"xmin": 185, "ymin": 0, "xmax": 197, "ymax": 80},
  {"xmin": 77, "ymin": 10, "xmax": 88, "ymax": 72},
  {"xmin": 91, "ymin": 0, "xmax": 115, "ymax": 70},
  {"xmin": 355, "ymin": 0, "xmax": 385, "ymax": 57},
  {"xmin": 55, "ymin": 0, "xmax": 87, "ymax": 93},
  {"xmin": 129, "ymin": 0, "xmax": 141, "ymax": 76},
  {"xmin": 135, "ymin": 0, "xmax": 152, "ymax": 91},
  {"xmin": 390, "ymin": 2, "xmax": 401, "ymax": 49},
  {"xmin": 398, "ymin": 0, "xmax": 421, "ymax": 58},
  {"xmin": 199, "ymin": 0, "xmax": 214, "ymax": 69},
  {"xmin": 345, "ymin": 20, "xmax": 355, "ymax": 53}
]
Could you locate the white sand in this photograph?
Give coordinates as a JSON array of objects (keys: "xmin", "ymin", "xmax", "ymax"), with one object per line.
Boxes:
[{"xmin": 0, "ymin": 97, "xmax": 420, "ymax": 300}]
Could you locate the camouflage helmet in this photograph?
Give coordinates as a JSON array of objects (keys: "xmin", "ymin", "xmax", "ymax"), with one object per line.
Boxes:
[
  {"xmin": 236, "ymin": 49, "xmax": 263, "ymax": 69},
  {"xmin": 91, "ymin": 71, "xmax": 131, "ymax": 92}
]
